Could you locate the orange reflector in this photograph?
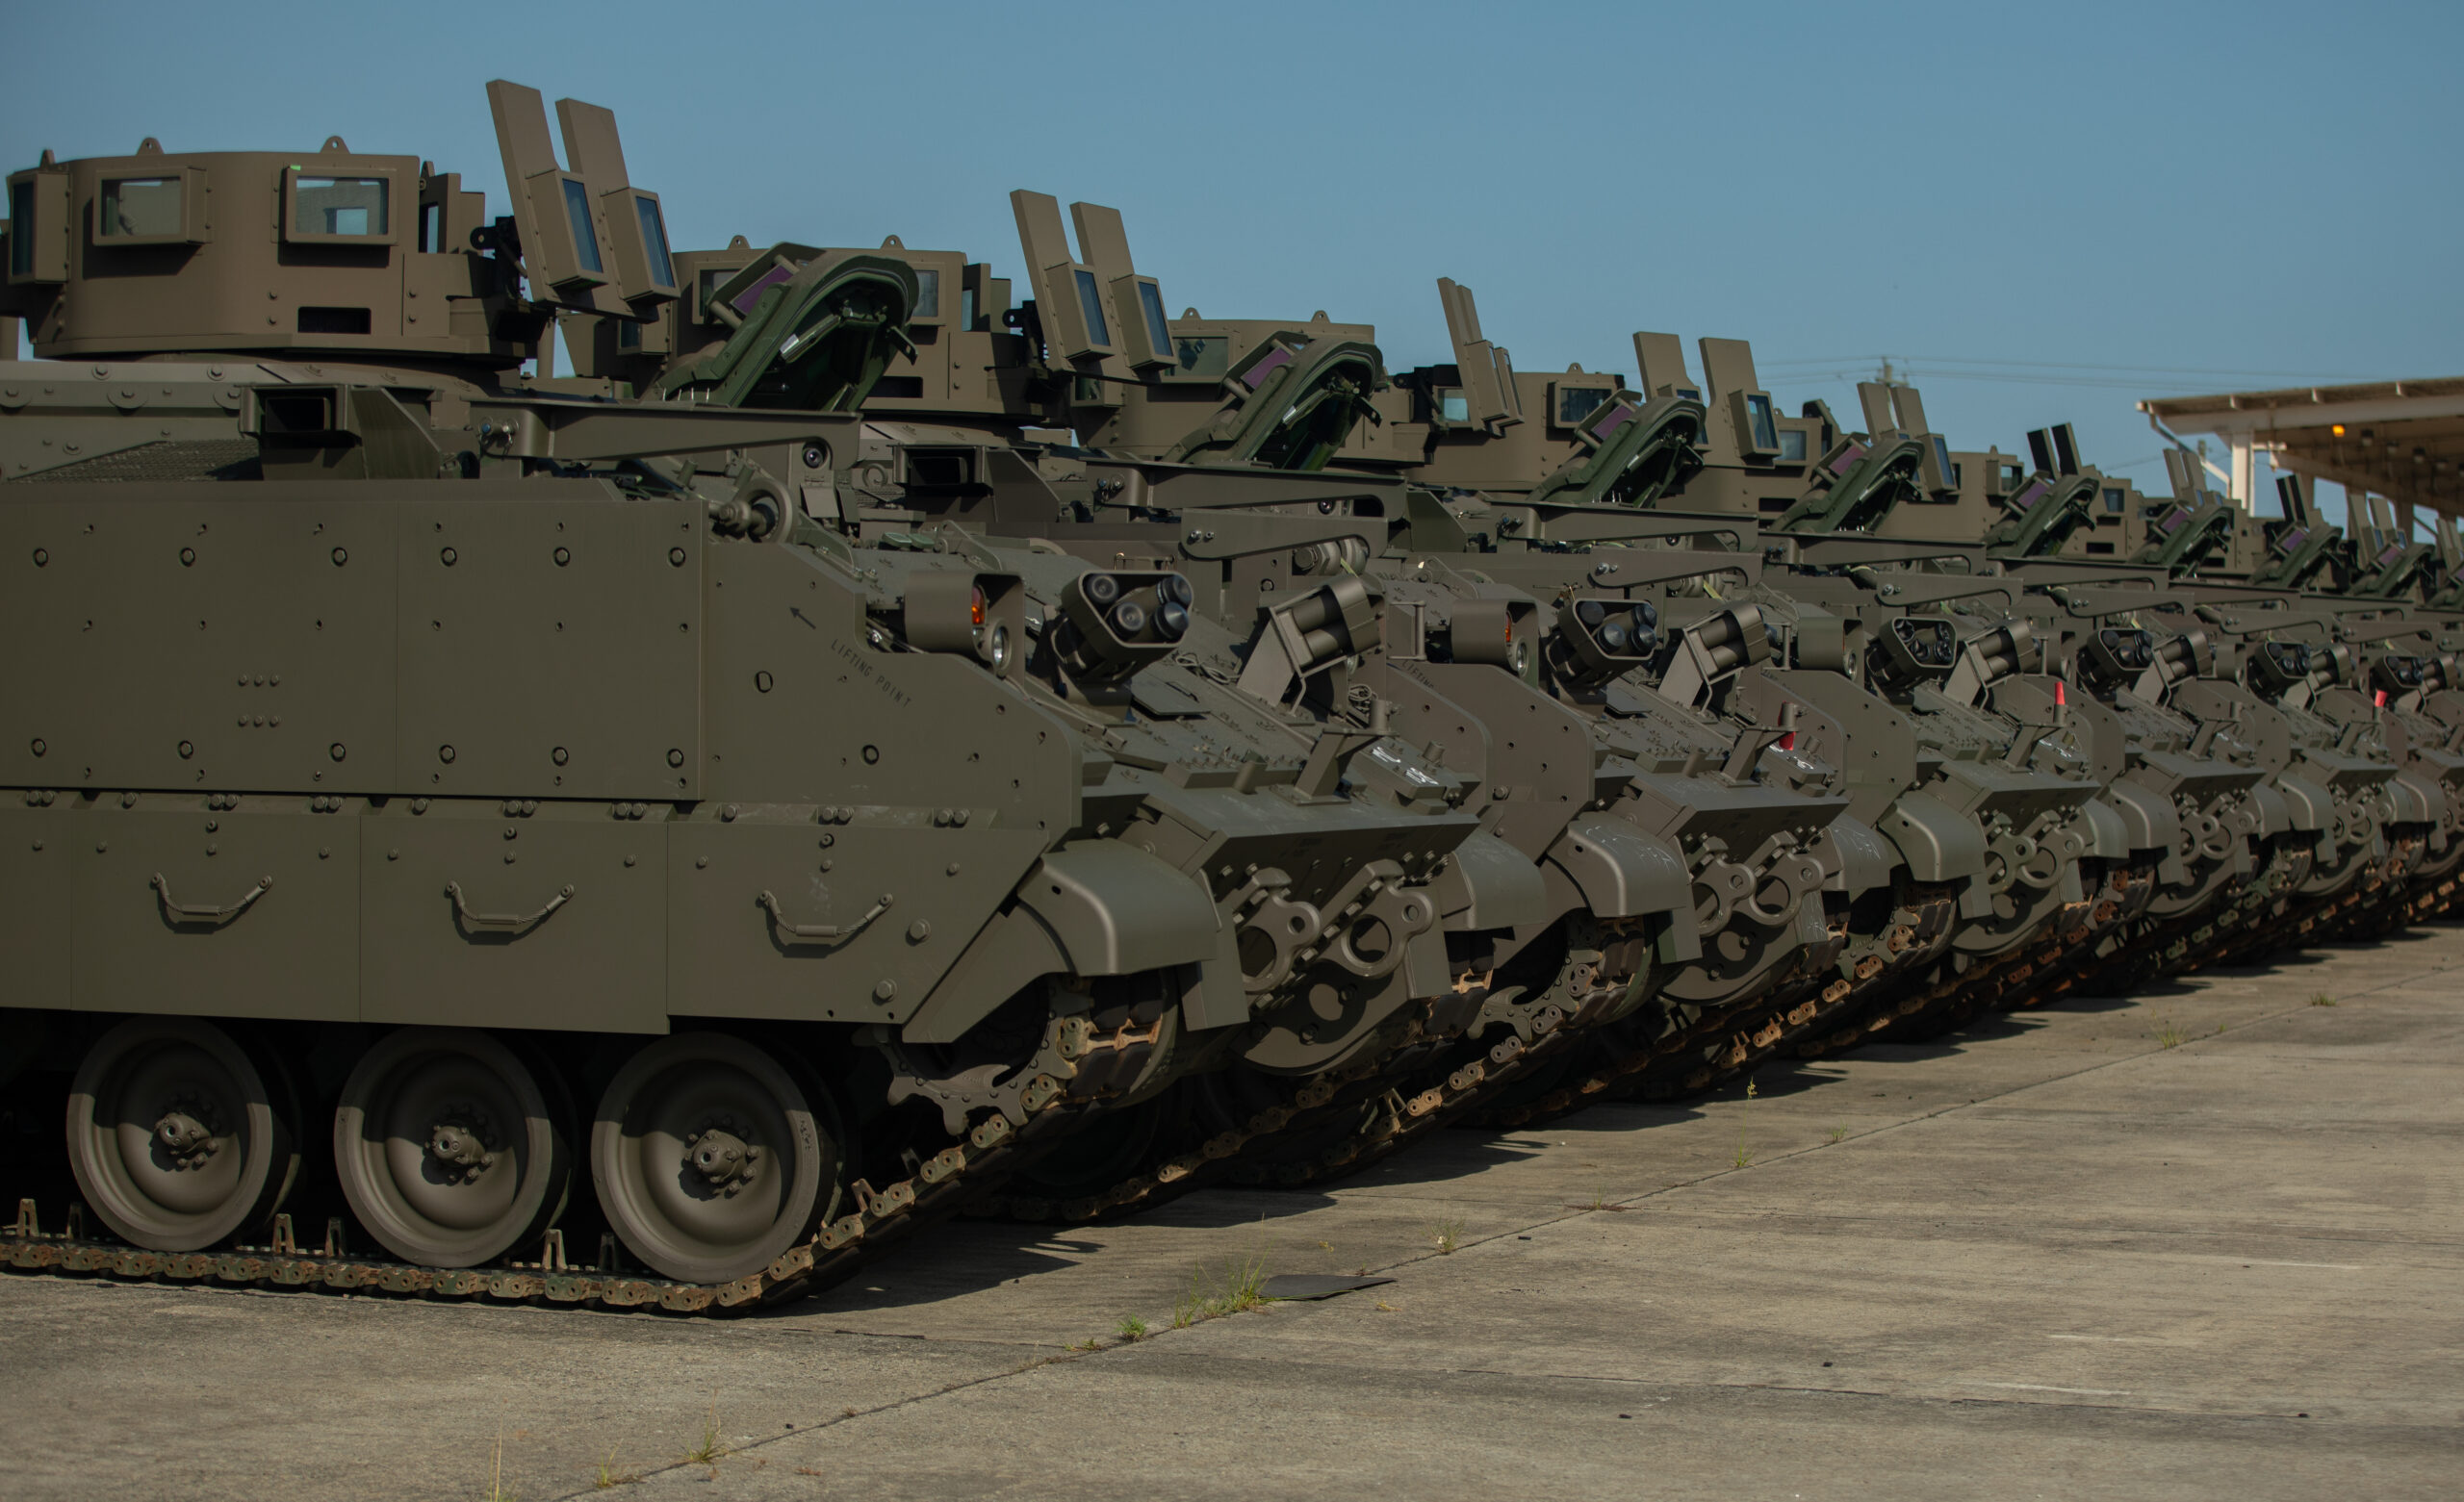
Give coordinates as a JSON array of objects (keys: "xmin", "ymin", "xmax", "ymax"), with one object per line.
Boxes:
[
  {"xmin": 2331, "ymin": 423, "xmax": 2347, "ymax": 437},
  {"xmin": 969, "ymin": 584, "xmax": 988, "ymax": 626},
  {"xmin": 2375, "ymin": 689, "xmax": 2388, "ymax": 707}
]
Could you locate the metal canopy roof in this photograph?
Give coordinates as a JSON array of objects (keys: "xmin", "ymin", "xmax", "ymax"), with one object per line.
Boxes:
[{"xmin": 2141, "ymin": 377, "xmax": 2464, "ymax": 519}]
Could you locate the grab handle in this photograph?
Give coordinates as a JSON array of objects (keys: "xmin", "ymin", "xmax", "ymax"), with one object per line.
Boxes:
[
  {"xmin": 446, "ymin": 880, "xmax": 572, "ymax": 934},
  {"xmin": 152, "ymin": 872, "xmax": 271, "ymax": 926},
  {"xmin": 758, "ymin": 889, "xmax": 891, "ymax": 945}
]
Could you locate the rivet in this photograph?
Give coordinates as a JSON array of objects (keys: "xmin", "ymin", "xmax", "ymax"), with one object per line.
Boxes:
[
  {"xmin": 440, "ymin": 547, "xmax": 457, "ymax": 566},
  {"xmin": 504, "ymin": 851, "xmax": 516, "ymax": 864},
  {"xmin": 667, "ymin": 748, "xmax": 684, "ymax": 768},
  {"xmin": 412, "ymin": 798, "xmax": 429, "ymax": 814},
  {"xmin": 946, "ymin": 862, "xmax": 961, "ymax": 875},
  {"xmin": 95, "ymin": 841, "xmax": 107, "ymax": 853},
  {"xmin": 331, "ymin": 547, "xmax": 347, "ymax": 565},
  {"xmin": 329, "ymin": 743, "xmax": 346, "ymax": 761},
  {"xmin": 552, "ymin": 747, "xmax": 569, "ymax": 766},
  {"xmin": 179, "ymin": 741, "xmax": 195, "ymax": 759},
  {"xmin": 180, "ymin": 547, "xmax": 195, "ymax": 566},
  {"xmin": 389, "ymin": 849, "xmax": 400, "ymax": 860},
  {"xmin": 722, "ymin": 804, "xmax": 739, "ymax": 822},
  {"xmin": 696, "ymin": 855, "xmax": 709, "ymax": 869},
  {"xmin": 438, "ymin": 745, "xmax": 455, "ymax": 764},
  {"xmin": 553, "ymin": 547, "xmax": 570, "ymax": 567},
  {"xmin": 624, "ymin": 853, "xmax": 636, "ymax": 867},
  {"xmin": 668, "ymin": 547, "xmax": 686, "ymax": 567}
]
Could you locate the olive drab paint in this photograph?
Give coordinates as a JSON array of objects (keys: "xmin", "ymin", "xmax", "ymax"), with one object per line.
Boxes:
[{"xmin": 2, "ymin": 85, "xmax": 2460, "ymax": 1311}]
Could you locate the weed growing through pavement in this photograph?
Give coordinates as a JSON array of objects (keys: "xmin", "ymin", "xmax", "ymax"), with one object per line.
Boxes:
[
  {"xmin": 1732, "ymin": 1078, "xmax": 1758, "ymax": 1168},
  {"xmin": 1174, "ymin": 1248, "xmax": 1272, "ymax": 1327},
  {"xmin": 2310, "ymin": 992, "xmax": 2339, "ymax": 1006},
  {"xmin": 591, "ymin": 1445, "xmax": 639, "ymax": 1489},
  {"xmin": 1116, "ymin": 1314, "xmax": 1150, "ymax": 1341},
  {"xmin": 1431, "ymin": 1215, "xmax": 1466, "ymax": 1254},
  {"xmin": 2155, "ymin": 1020, "xmax": 2187, "ymax": 1049},
  {"xmin": 1826, "ymin": 1125, "xmax": 1849, "ymax": 1144},
  {"xmin": 1065, "ymin": 1336, "xmax": 1107, "ymax": 1352},
  {"xmin": 483, "ymin": 1430, "xmax": 518, "ymax": 1502},
  {"xmin": 682, "ymin": 1404, "xmax": 728, "ymax": 1465}
]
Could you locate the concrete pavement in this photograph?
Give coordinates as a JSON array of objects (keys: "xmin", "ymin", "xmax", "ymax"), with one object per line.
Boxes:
[{"xmin": 4, "ymin": 922, "xmax": 2457, "ymax": 1500}]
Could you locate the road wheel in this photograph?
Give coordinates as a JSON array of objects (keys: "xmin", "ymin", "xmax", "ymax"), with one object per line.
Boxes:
[
  {"xmin": 65, "ymin": 1017, "xmax": 298, "ymax": 1252},
  {"xmin": 334, "ymin": 1028, "xmax": 571, "ymax": 1268},
  {"xmin": 591, "ymin": 1033, "xmax": 835, "ymax": 1284}
]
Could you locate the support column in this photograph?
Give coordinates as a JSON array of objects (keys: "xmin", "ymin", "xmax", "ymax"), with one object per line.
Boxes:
[{"xmin": 2228, "ymin": 434, "xmax": 2256, "ymax": 510}]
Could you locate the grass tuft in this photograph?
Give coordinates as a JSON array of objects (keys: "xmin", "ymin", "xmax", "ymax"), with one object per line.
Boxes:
[
  {"xmin": 1175, "ymin": 1248, "xmax": 1272, "ymax": 1326},
  {"xmin": 1431, "ymin": 1215, "xmax": 1466, "ymax": 1255},
  {"xmin": 681, "ymin": 1404, "xmax": 728, "ymax": 1465},
  {"xmin": 1826, "ymin": 1125, "xmax": 1849, "ymax": 1145},
  {"xmin": 2309, "ymin": 992, "xmax": 2339, "ymax": 1007},
  {"xmin": 483, "ymin": 1430, "xmax": 519, "ymax": 1502},
  {"xmin": 2155, "ymin": 1020, "xmax": 2188, "ymax": 1049},
  {"xmin": 1116, "ymin": 1314, "xmax": 1150, "ymax": 1341},
  {"xmin": 591, "ymin": 1445, "xmax": 638, "ymax": 1490}
]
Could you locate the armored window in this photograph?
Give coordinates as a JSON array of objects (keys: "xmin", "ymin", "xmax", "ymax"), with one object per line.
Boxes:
[
  {"xmin": 560, "ymin": 178, "xmax": 603, "ymax": 274},
  {"xmin": 1557, "ymin": 386, "xmax": 1610, "ymax": 425},
  {"xmin": 960, "ymin": 286, "xmax": 978, "ymax": 330},
  {"xmin": 2102, "ymin": 487, "xmax": 2126, "ymax": 514},
  {"xmin": 1174, "ymin": 336, "xmax": 1228, "ymax": 379},
  {"xmin": 1438, "ymin": 388, "xmax": 1470, "ymax": 422},
  {"xmin": 911, "ymin": 267, "xmax": 940, "ymax": 318},
  {"xmin": 1745, "ymin": 394, "xmax": 1780, "ymax": 451},
  {"xmin": 1138, "ymin": 282, "xmax": 1172, "ymax": 362},
  {"xmin": 294, "ymin": 176, "xmax": 388, "ymax": 237},
  {"xmin": 632, "ymin": 196, "xmax": 675, "ymax": 290},
  {"xmin": 7, "ymin": 180, "xmax": 30, "ymax": 275},
  {"xmin": 1930, "ymin": 436, "xmax": 1955, "ymax": 486},
  {"xmin": 99, "ymin": 177, "xmax": 183, "ymax": 238},
  {"xmin": 1072, "ymin": 267, "xmax": 1110, "ymax": 347},
  {"xmin": 1778, "ymin": 428, "xmax": 1808, "ymax": 462},
  {"xmin": 418, "ymin": 201, "xmax": 441, "ymax": 253}
]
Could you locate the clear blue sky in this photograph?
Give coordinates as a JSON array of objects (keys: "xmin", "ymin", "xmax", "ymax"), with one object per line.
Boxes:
[{"xmin": 9, "ymin": 0, "xmax": 2455, "ymax": 528}]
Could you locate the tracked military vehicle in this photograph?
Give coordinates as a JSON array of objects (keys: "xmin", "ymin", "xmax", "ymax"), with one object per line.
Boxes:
[
  {"xmin": 6, "ymin": 87, "xmax": 2459, "ymax": 1311},
  {"xmin": 0, "ymin": 87, "xmax": 1492, "ymax": 1308}
]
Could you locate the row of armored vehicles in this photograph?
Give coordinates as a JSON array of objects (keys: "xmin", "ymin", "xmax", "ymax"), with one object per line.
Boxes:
[{"xmin": 0, "ymin": 85, "xmax": 2455, "ymax": 1309}]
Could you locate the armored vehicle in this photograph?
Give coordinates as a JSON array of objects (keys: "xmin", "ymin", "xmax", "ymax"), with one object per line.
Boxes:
[
  {"xmin": 0, "ymin": 87, "xmax": 1492, "ymax": 1308},
  {"xmin": 6, "ymin": 87, "xmax": 2457, "ymax": 1311}
]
